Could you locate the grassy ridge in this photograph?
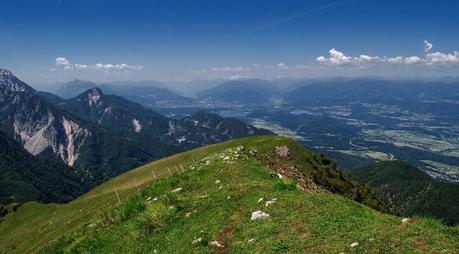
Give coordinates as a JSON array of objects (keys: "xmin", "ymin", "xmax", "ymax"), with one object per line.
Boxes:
[
  {"xmin": 1, "ymin": 136, "xmax": 458, "ymax": 253},
  {"xmin": 0, "ymin": 136, "xmax": 243, "ymax": 253},
  {"xmin": 41, "ymin": 140, "xmax": 459, "ymax": 253}
]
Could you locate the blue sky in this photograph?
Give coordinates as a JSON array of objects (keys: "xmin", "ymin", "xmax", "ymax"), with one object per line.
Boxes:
[{"xmin": 1, "ymin": 0, "xmax": 459, "ymax": 83}]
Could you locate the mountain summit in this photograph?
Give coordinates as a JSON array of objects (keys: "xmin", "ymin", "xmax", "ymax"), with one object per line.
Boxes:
[{"xmin": 0, "ymin": 68, "xmax": 33, "ymax": 93}]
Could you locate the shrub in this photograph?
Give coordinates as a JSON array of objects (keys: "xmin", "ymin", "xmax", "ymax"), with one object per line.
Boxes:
[{"xmin": 133, "ymin": 204, "xmax": 170, "ymax": 240}]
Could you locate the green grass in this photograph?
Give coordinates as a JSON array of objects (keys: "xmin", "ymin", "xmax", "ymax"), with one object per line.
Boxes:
[{"xmin": 1, "ymin": 136, "xmax": 458, "ymax": 253}]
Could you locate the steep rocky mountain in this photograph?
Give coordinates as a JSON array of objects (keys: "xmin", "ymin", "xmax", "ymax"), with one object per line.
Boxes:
[
  {"xmin": 57, "ymin": 88, "xmax": 170, "ymax": 135},
  {"xmin": 0, "ymin": 69, "xmax": 271, "ymax": 201},
  {"xmin": 57, "ymin": 88, "xmax": 272, "ymax": 153},
  {"xmin": 169, "ymin": 111, "xmax": 273, "ymax": 150},
  {"xmin": 57, "ymin": 88, "xmax": 177, "ymax": 157},
  {"xmin": 0, "ymin": 69, "xmax": 153, "ymax": 186},
  {"xmin": 0, "ymin": 69, "xmax": 90, "ymax": 166},
  {"xmin": 351, "ymin": 160, "xmax": 459, "ymax": 225},
  {"xmin": 55, "ymin": 79, "xmax": 193, "ymax": 107},
  {"xmin": 197, "ymin": 79, "xmax": 280, "ymax": 104},
  {"xmin": 0, "ymin": 130, "xmax": 87, "ymax": 204}
]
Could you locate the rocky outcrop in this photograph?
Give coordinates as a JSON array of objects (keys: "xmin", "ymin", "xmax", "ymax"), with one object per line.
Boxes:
[
  {"xmin": 0, "ymin": 69, "xmax": 33, "ymax": 93},
  {"xmin": 166, "ymin": 111, "xmax": 273, "ymax": 149},
  {"xmin": 0, "ymin": 69, "xmax": 90, "ymax": 166}
]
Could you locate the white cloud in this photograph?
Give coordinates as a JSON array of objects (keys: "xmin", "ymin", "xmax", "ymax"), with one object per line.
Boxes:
[
  {"xmin": 316, "ymin": 41, "xmax": 459, "ymax": 67},
  {"xmin": 53, "ymin": 57, "xmax": 144, "ymax": 72},
  {"xmin": 387, "ymin": 56, "xmax": 404, "ymax": 64},
  {"xmin": 328, "ymin": 48, "xmax": 352, "ymax": 65},
  {"xmin": 425, "ymin": 51, "xmax": 459, "ymax": 65},
  {"xmin": 404, "ymin": 56, "xmax": 422, "ymax": 64},
  {"xmin": 317, "ymin": 49, "xmax": 382, "ymax": 66},
  {"xmin": 56, "ymin": 57, "xmax": 70, "ymax": 66},
  {"xmin": 316, "ymin": 56, "xmax": 327, "ymax": 63},
  {"xmin": 191, "ymin": 41, "xmax": 458, "ymax": 80},
  {"xmin": 277, "ymin": 63, "xmax": 289, "ymax": 70},
  {"xmin": 424, "ymin": 40, "xmax": 433, "ymax": 52},
  {"xmin": 358, "ymin": 54, "xmax": 383, "ymax": 63}
]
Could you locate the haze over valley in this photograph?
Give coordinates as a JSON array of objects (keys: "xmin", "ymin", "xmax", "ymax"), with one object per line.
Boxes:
[{"xmin": 1, "ymin": 1, "xmax": 459, "ymax": 253}]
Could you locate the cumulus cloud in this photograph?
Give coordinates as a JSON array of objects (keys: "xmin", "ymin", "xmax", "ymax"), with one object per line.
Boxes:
[
  {"xmin": 425, "ymin": 51, "xmax": 459, "ymax": 65},
  {"xmin": 53, "ymin": 57, "xmax": 144, "ymax": 72},
  {"xmin": 387, "ymin": 56, "xmax": 404, "ymax": 64},
  {"xmin": 404, "ymin": 56, "xmax": 422, "ymax": 64},
  {"xmin": 424, "ymin": 40, "xmax": 433, "ymax": 52},
  {"xmin": 316, "ymin": 48, "xmax": 383, "ymax": 66},
  {"xmin": 56, "ymin": 57, "xmax": 70, "ymax": 66},
  {"xmin": 328, "ymin": 48, "xmax": 352, "ymax": 65},
  {"xmin": 316, "ymin": 41, "xmax": 459, "ymax": 67},
  {"xmin": 192, "ymin": 41, "xmax": 457, "ymax": 80}
]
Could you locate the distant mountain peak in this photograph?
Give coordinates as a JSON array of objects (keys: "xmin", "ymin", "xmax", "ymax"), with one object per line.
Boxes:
[
  {"xmin": 69, "ymin": 79, "xmax": 96, "ymax": 85},
  {"xmin": 56, "ymin": 79, "xmax": 98, "ymax": 99}
]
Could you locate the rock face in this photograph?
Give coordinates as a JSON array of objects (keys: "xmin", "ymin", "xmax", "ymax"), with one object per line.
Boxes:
[
  {"xmin": 57, "ymin": 87, "xmax": 170, "ymax": 139},
  {"xmin": 0, "ymin": 69, "xmax": 90, "ymax": 166},
  {"xmin": 167, "ymin": 111, "xmax": 273, "ymax": 150},
  {"xmin": 0, "ymin": 69, "xmax": 152, "ymax": 184}
]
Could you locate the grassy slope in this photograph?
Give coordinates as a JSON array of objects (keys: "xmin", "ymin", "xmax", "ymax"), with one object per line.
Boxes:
[{"xmin": 1, "ymin": 136, "xmax": 458, "ymax": 253}]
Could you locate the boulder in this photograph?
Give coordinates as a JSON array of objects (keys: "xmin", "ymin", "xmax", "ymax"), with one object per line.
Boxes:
[
  {"xmin": 265, "ymin": 200, "xmax": 276, "ymax": 207},
  {"xmin": 209, "ymin": 240, "xmax": 224, "ymax": 248},
  {"xmin": 192, "ymin": 238, "xmax": 202, "ymax": 245},
  {"xmin": 401, "ymin": 218, "xmax": 412, "ymax": 224},
  {"xmin": 251, "ymin": 211, "xmax": 270, "ymax": 221},
  {"xmin": 274, "ymin": 145, "xmax": 290, "ymax": 158}
]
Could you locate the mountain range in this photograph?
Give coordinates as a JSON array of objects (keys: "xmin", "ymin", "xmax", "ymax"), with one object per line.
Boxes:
[
  {"xmin": 55, "ymin": 79, "xmax": 192, "ymax": 108},
  {"xmin": 0, "ymin": 69, "xmax": 271, "ymax": 204},
  {"xmin": 197, "ymin": 79, "xmax": 280, "ymax": 104}
]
